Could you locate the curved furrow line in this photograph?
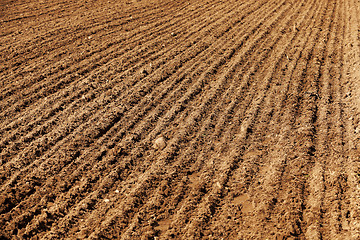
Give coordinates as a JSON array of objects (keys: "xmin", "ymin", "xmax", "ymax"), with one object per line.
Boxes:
[
  {"xmin": 215, "ymin": 0, "xmax": 329, "ymax": 237},
  {"xmin": 165, "ymin": 0, "xmax": 320, "ymax": 236},
  {"xmin": 0, "ymin": 0, "xmax": 195, "ymax": 78},
  {"xmin": 68, "ymin": 11, "xmax": 289, "ymax": 233},
  {"xmin": 115, "ymin": 6, "xmax": 302, "ymax": 234},
  {"xmin": 55, "ymin": 0, "xmax": 292, "ymax": 236},
  {"xmin": 0, "ymin": 0, "xmax": 249, "ymax": 161},
  {"xmin": 0, "ymin": 0, "xmax": 247, "ymax": 135},
  {"xmin": 0, "ymin": 0, "xmax": 276, "ymax": 178},
  {"xmin": 235, "ymin": 36, "xmax": 318, "ymax": 237},
  {"xmin": 0, "ymin": 0, "xmax": 278, "ymax": 235},
  {"xmin": 304, "ymin": 0, "xmax": 345, "ymax": 238},
  {"xmin": 0, "ymin": 0, "xmax": 177, "ymax": 61},
  {"xmin": 1, "ymin": 0, "xmax": 75, "ymax": 20},
  {"xmin": 0, "ymin": 1, "xmax": 233, "ymax": 158},
  {"xmin": 248, "ymin": 1, "xmax": 337, "ymax": 238},
  {"xmin": 0, "ymin": 0, "xmax": 268, "ymax": 186},
  {"xmin": 0, "ymin": 0, "xmax": 250, "ymax": 132},
  {"xmin": 0, "ymin": 0, "xmax": 220, "ymax": 114},
  {"xmin": 0, "ymin": 27, "xmax": 225, "ymax": 238},
  {"xmin": 141, "ymin": 75, "xmax": 250, "ymax": 238},
  {"xmin": 304, "ymin": 0, "xmax": 342, "ymax": 237},
  {"xmin": 59, "ymin": 0, "xmax": 284, "ymax": 236},
  {"xmin": 159, "ymin": 0, "xmax": 311, "ymax": 218},
  {"xmin": 175, "ymin": 2, "xmax": 325, "ymax": 238},
  {"xmin": 126, "ymin": 0, "xmax": 283, "ymax": 140},
  {"xmin": 207, "ymin": 0, "xmax": 322, "ymax": 236},
  {"xmin": 0, "ymin": 1, "xmax": 72, "ymax": 27},
  {"xmin": 210, "ymin": 0, "xmax": 311, "ymax": 142},
  {"xmin": 1, "ymin": 0, "xmax": 103, "ymax": 28},
  {"xmin": 40, "ymin": 0, "xmax": 286, "ymax": 234},
  {"xmin": 321, "ymin": 1, "xmax": 355, "ymax": 238},
  {"xmin": 113, "ymin": 0, "xmax": 318, "ymax": 236},
  {"xmin": 0, "ymin": 0, "xmax": 201, "ymax": 101},
  {"xmin": 1, "ymin": 0, "xmax": 221, "ymax": 81},
  {"xmin": 131, "ymin": 0, "xmax": 285, "ymax": 151},
  {"xmin": 172, "ymin": 6, "xmax": 302, "ymax": 172},
  {"xmin": 0, "ymin": 33, "xmax": 208, "ymax": 199},
  {"xmin": 302, "ymin": 29, "xmax": 331, "ymax": 240}
]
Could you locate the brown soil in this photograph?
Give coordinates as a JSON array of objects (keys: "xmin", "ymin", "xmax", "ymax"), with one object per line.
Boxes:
[{"xmin": 1, "ymin": 0, "xmax": 360, "ymax": 239}]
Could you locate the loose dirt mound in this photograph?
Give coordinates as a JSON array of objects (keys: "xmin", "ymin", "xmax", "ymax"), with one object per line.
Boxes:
[{"xmin": 1, "ymin": 0, "xmax": 360, "ymax": 239}]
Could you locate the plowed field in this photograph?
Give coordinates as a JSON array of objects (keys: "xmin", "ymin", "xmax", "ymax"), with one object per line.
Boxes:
[{"xmin": 1, "ymin": 0, "xmax": 360, "ymax": 239}]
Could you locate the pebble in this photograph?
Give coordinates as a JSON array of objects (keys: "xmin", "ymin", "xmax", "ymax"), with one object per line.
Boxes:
[{"xmin": 153, "ymin": 136, "xmax": 166, "ymax": 150}]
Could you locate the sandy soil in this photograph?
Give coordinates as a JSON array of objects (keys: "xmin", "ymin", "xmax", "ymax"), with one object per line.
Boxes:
[{"xmin": 1, "ymin": 0, "xmax": 360, "ymax": 239}]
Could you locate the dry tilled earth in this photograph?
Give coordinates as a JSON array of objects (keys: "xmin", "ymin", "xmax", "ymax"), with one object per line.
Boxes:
[{"xmin": 1, "ymin": 0, "xmax": 360, "ymax": 239}]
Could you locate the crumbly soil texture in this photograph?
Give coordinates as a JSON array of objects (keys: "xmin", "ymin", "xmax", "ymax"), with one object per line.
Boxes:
[{"xmin": 1, "ymin": 0, "xmax": 360, "ymax": 239}]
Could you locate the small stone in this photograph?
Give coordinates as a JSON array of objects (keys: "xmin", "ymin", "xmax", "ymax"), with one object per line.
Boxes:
[
  {"xmin": 153, "ymin": 136, "xmax": 166, "ymax": 150},
  {"xmin": 104, "ymin": 199, "xmax": 110, "ymax": 203},
  {"xmin": 115, "ymin": 190, "xmax": 119, "ymax": 193}
]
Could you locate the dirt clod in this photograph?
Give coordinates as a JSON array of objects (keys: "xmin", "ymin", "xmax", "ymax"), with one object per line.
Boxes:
[{"xmin": 153, "ymin": 136, "xmax": 166, "ymax": 150}]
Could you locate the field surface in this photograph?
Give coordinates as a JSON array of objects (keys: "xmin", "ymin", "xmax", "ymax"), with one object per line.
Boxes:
[{"xmin": 1, "ymin": 0, "xmax": 360, "ymax": 239}]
